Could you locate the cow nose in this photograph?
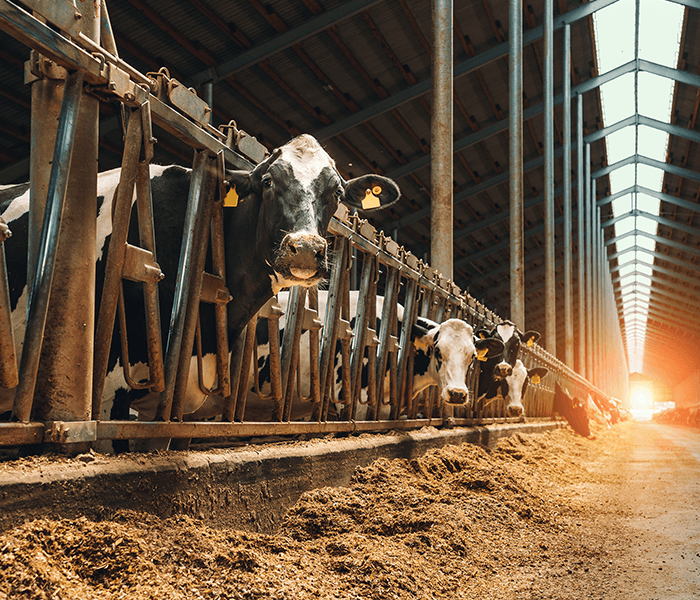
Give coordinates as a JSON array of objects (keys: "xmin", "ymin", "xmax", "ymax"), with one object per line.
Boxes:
[
  {"xmin": 280, "ymin": 232, "xmax": 327, "ymax": 280},
  {"xmin": 507, "ymin": 405, "xmax": 523, "ymax": 417},
  {"xmin": 445, "ymin": 388, "xmax": 469, "ymax": 405},
  {"xmin": 495, "ymin": 363, "xmax": 513, "ymax": 378}
]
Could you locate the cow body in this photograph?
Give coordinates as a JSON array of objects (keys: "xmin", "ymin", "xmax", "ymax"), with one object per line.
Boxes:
[
  {"xmin": 0, "ymin": 134, "xmax": 400, "ymax": 427},
  {"xmin": 190, "ymin": 291, "xmax": 505, "ymax": 422},
  {"xmin": 553, "ymin": 382, "xmax": 591, "ymax": 437}
]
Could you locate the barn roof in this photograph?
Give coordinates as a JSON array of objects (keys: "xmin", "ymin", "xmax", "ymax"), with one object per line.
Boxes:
[{"xmin": 0, "ymin": 0, "xmax": 698, "ymax": 392}]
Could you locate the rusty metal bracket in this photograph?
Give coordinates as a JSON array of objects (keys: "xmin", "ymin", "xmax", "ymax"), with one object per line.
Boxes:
[
  {"xmin": 45, "ymin": 420, "xmax": 96, "ymax": 444},
  {"xmin": 21, "ymin": 0, "xmax": 83, "ymax": 40},
  {"xmin": 168, "ymin": 79, "xmax": 211, "ymax": 126},
  {"xmin": 218, "ymin": 120, "xmax": 268, "ymax": 163}
]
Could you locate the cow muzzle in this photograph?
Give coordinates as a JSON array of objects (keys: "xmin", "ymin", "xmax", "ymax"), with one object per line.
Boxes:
[
  {"xmin": 494, "ymin": 362, "xmax": 513, "ymax": 379},
  {"xmin": 277, "ymin": 232, "xmax": 328, "ymax": 280},
  {"xmin": 444, "ymin": 387, "xmax": 470, "ymax": 406},
  {"xmin": 506, "ymin": 404, "xmax": 524, "ymax": 418}
]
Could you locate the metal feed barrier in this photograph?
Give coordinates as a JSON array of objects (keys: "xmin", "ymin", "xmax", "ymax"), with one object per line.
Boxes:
[{"xmin": 0, "ymin": 0, "xmax": 607, "ymax": 449}]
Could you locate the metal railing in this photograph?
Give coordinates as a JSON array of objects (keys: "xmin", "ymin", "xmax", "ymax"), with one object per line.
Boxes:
[{"xmin": 0, "ymin": 0, "xmax": 608, "ymax": 449}]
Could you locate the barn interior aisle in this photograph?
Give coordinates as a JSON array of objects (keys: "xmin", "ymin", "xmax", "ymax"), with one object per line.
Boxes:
[{"xmin": 1, "ymin": 419, "xmax": 698, "ymax": 598}]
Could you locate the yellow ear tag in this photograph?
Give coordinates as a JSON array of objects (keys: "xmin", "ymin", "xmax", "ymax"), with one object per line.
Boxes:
[
  {"xmin": 224, "ymin": 185, "xmax": 239, "ymax": 207},
  {"xmin": 527, "ymin": 338, "xmax": 534, "ymax": 348},
  {"xmin": 476, "ymin": 348, "xmax": 489, "ymax": 361},
  {"xmin": 479, "ymin": 332, "xmax": 487, "ymax": 340},
  {"xmin": 414, "ymin": 337, "xmax": 430, "ymax": 351},
  {"xmin": 530, "ymin": 375, "xmax": 541, "ymax": 385},
  {"xmin": 362, "ymin": 187, "xmax": 381, "ymax": 210}
]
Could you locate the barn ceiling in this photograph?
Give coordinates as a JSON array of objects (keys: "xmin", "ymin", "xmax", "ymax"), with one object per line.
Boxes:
[{"xmin": 0, "ymin": 0, "xmax": 698, "ymax": 393}]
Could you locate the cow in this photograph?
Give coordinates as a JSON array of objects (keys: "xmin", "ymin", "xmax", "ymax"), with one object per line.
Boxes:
[
  {"xmin": 553, "ymin": 382, "xmax": 591, "ymax": 437},
  {"xmin": 474, "ymin": 321, "xmax": 546, "ymax": 418},
  {"xmin": 0, "ymin": 134, "xmax": 401, "ymax": 426},
  {"xmin": 188, "ymin": 290, "xmax": 505, "ymax": 422}
]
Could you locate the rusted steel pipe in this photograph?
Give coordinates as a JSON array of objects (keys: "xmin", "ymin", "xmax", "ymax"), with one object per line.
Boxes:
[
  {"xmin": 563, "ymin": 23, "xmax": 574, "ymax": 368},
  {"xmin": 544, "ymin": 0, "xmax": 556, "ymax": 355},
  {"xmin": 577, "ymin": 94, "xmax": 585, "ymax": 376},
  {"xmin": 430, "ymin": 0, "xmax": 453, "ymax": 279},
  {"xmin": 509, "ymin": 0, "xmax": 524, "ymax": 329},
  {"xmin": 585, "ymin": 153, "xmax": 593, "ymax": 381}
]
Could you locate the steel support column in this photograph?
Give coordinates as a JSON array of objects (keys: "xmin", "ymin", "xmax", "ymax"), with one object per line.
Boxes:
[
  {"xmin": 430, "ymin": 0, "xmax": 453, "ymax": 279},
  {"xmin": 544, "ymin": 0, "xmax": 556, "ymax": 354},
  {"xmin": 585, "ymin": 147, "xmax": 593, "ymax": 381},
  {"xmin": 576, "ymin": 93, "xmax": 585, "ymax": 376},
  {"xmin": 509, "ymin": 0, "xmax": 524, "ymax": 329},
  {"xmin": 563, "ymin": 23, "xmax": 573, "ymax": 367}
]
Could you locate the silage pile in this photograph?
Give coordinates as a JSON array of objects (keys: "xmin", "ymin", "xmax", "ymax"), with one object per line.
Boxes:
[{"xmin": 0, "ymin": 425, "xmax": 616, "ymax": 600}]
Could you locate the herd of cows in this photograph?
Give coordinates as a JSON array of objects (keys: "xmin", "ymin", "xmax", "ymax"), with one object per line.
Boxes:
[{"xmin": 0, "ymin": 133, "xmax": 610, "ymax": 448}]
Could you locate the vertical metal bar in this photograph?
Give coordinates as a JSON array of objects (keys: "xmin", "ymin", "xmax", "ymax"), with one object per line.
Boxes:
[
  {"xmin": 584, "ymin": 145, "xmax": 593, "ymax": 381},
  {"xmin": 12, "ymin": 70, "xmax": 84, "ymax": 422},
  {"xmin": 394, "ymin": 278, "xmax": 419, "ymax": 420},
  {"xmin": 135, "ymin": 161, "xmax": 165, "ymax": 393},
  {"xmin": 577, "ymin": 93, "xmax": 585, "ymax": 377},
  {"xmin": 92, "ymin": 109, "xmax": 143, "ymax": 418},
  {"xmin": 170, "ymin": 153, "xmax": 218, "ymax": 421},
  {"xmin": 544, "ymin": 0, "xmax": 556, "ymax": 355},
  {"xmin": 596, "ymin": 205, "xmax": 603, "ymax": 389},
  {"xmin": 319, "ymin": 236, "xmax": 347, "ymax": 421},
  {"xmin": 203, "ymin": 83, "xmax": 213, "ymax": 124},
  {"xmin": 509, "ymin": 0, "xmax": 524, "ymax": 330},
  {"xmin": 375, "ymin": 268, "xmax": 399, "ymax": 407},
  {"xmin": 233, "ymin": 315, "xmax": 258, "ymax": 422},
  {"xmin": 0, "ymin": 223, "xmax": 18, "ymax": 388},
  {"xmin": 155, "ymin": 151, "xmax": 213, "ymax": 421},
  {"xmin": 349, "ymin": 253, "xmax": 375, "ymax": 417},
  {"xmin": 431, "ymin": 0, "xmax": 453, "ymax": 279},
  {"xmin": 279, "ymin": 287, "xmax": 306, "ymax": 422},
  {"xmin": 563, "ymin": 23, "xmax": 574, "ymax": 369}
]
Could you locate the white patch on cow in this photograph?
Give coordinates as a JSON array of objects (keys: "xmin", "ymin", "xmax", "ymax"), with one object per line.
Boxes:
[
  {"xmin": 503, "ymin": 359, "xmax": 527, "ymax": 417},
  {"xmin": 1, "ymin": 187, "xmax": 30, "ymax": 224},
  {"xmin": 280, "ymin": 136, "xmax": 336, "ymax": 234},
  {"xmin": 496, "ymin": 322, "xmax": 516, "ymax": 345},
  {"xmin": 0, "ymin": 287, "xmax": 27, "ymax": 416}
]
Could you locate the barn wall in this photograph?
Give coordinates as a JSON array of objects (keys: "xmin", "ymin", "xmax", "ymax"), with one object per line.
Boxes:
[{"xmin": 673, "ymin": 371, "xmax": 700, "ymax": 409}]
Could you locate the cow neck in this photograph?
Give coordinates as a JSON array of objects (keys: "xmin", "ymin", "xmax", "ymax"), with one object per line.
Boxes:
[{"xmin": 223, "ymin": 198, "xmax": 276, "ymax": 343}]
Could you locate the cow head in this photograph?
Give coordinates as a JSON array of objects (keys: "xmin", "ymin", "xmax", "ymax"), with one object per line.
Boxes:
[
  {"xmin": 554, "ymin": 382, "xmax": 591, "ymax": 437},
  {"xmin": 411, "ymin": 317, "xmax": 504, "ymax": 407},
  {"xmin": 478, "ymin": 321, "xmax": 541, "ymax": 380},
  {"xmin": 498, "ymin": 361, "xmax": 549, "ymax": 418},
  {"xmin": 226, "ymin": 134, "xmax": 400, "ymax": 293}
]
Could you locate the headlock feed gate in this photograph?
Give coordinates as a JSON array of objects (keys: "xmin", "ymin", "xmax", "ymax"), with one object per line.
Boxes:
[{"xmin": 0, "ymin": 0, "xmax": 610, "ymax": 450}]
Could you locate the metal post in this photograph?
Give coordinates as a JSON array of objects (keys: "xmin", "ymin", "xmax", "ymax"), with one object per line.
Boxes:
[
  {"xmin": 430, "ymin": 0, "xmax": 453, "ymax": 279},
  {"xmin": 585, "ymin": 162, "xmax": 594, "ymax": 381},
  {"xmin": 576, "ymin": 93, "xmax": 585, "ymax": 376},
  {"xmin": 544, "ymin": 0, "xmax": 556, "ymax": 354},
  {"xmin": 509, "ymin": 0, "xmax": 524, "ymax": 329},
  {"xmin": 156, "ymin": 151, "xmax": 215, "ymax": 421},
  {"xmin": 13, "ymin": 70, "xmax": 85, "ymax": 422},
  {"xmin": 203, "ymin": 83, "xmax": 213, "ymax": 124},
  {"xmin": 563, "ymin": 23, "xmax": 574, "ymax": 369},
  {"xmin": 30, "ymin": 2, "xmax": 100, "ymax": 423}
]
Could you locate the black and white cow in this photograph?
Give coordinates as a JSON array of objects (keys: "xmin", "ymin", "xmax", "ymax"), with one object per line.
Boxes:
[
  {"xmin": 475, "ymin": 321, "xmax": 548, "ymax": 418},
  {"xmin": 188, "ymin": 291, "xmax": 505, "ymax": 422},
  {"xmin": 0, "ymin": 134, "xmax": 400, "ymax": 423}
]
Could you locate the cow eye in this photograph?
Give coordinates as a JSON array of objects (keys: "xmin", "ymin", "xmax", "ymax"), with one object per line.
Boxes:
[
  {"xmin": 262, "ymin": 176, "xmax": 273, "ymax": 188},
  {"xmin": 334, "ymin": 187, "xmax": 343, "ymax": 198}
]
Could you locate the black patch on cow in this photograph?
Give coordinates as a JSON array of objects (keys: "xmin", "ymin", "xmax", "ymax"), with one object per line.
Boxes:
[
  {"xmin": 413, "ymin": 349, "xmax": 430, "ymax": 376},
  {"xmin": 434, "ymin": 346, "xmax": 443, "ymax": 371}
]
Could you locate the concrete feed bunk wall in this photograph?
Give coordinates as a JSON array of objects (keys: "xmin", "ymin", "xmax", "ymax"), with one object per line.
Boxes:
[{"xmin": 0, "ymin": 422, "xmax": 560, "ymax": 534}]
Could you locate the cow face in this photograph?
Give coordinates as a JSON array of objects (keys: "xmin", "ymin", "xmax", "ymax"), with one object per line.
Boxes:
[
  {"xmin": 226, "ymin": 134, "xmax": 400, "ymax": 293},
  {"xmin": 499, "ymin": 362, "xmax": 549, "ymax": 418},
  {"xmin": 411, "ymin": 318, "xmax": 503, "ymax": 407},
  {"xmin": 484, "ymin": 321, "xmax": 540, "ymax": 380},
  {"xmin": 554, "ymin": 382, "xmax": 591, "ymax": 437}
]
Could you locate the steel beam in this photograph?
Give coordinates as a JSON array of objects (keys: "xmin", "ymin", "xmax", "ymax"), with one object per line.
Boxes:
[
  {"xmin": 603, "ymin": 208, "xmax": 700, "ymax": 239},
  {"xmin": 312, "ymin": 0, "xmax": 622, "ymax": 144},
  {"xmin": 430, "ymin": 0, "xmax": 453, "ymax": 279},
  {"xmin": 186, "ymin": 0, "xmax": 384, "ymax": 87},
  {"xmin": 576, "ymin": 93, "xmax": 585, "ymax": 375},
  {"xmin": 509, "ymin": 0, "xmax": 524, "ymax": 329}
]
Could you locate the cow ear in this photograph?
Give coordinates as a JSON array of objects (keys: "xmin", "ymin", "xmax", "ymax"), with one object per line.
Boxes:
[
  {"xmin": 522, "ymin": 330, "xmax": 541, "ymax": 348},
  {"xmin": 342, "ymin": 174, "xmax": 400, "ymax": 211},
  {"xmin": 528, "ymin": 367, "xmax": 548, "ymax": 385},
  {"xmin": 474, "ymin": 337, "xmax": 504, "ymax": 360},
  {"xmin": 224, "ymin": 170, "xmax": 255, "ymax": 206},
  {"xmin": 474, "ymin": 328, "xmax": 491, "ymax": 340},
  {"xmin": 411, "ymin": 317, "xmax": 437, "ymax": 351}
]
